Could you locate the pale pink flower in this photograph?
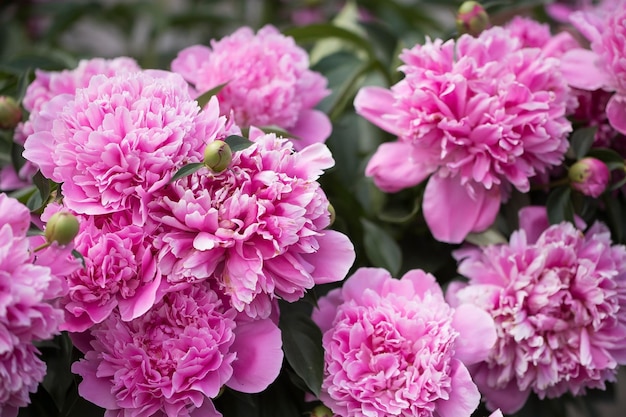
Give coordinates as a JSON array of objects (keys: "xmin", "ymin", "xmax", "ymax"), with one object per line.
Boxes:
[
  {"xmin": 171, "ymin": 25, "xmax": 331, "ymax": 150},
  {"xmin": 504, "ymin": 15, "xmax": 579, "ymax": 58},
  {"xmin": 0, "ymin": 57, "xmax": 140, "ymax": 191},
  {"xmin": 561, "ymin": 0, "xmax": 626, "ymax": 134},
  {"xmin": 23, "ymin": 71, "xmax": 227, "ymax": 224},
  {"xmin": 355, "ymin": 27, "xmax": 572, "ymax": 243},
  {"xmin": 149, "ymin": 129, "xmax": 355, "ymax": 318},
  {"xmin": 45, "ymin": 207, "xmax": 164, "ymax": 333},
  {"xmin": 312, "ymin": 267, "xmax": 496, "ymax": 417},
  {"xmin": 0, "ymin": 194, "xmax": 80, "ymax": 416},
  {"xmin": 447, "ymin": 206, "xmax": 626, "ymax": 413},
  {"xmin": 72, "ymin": 281, "xmax": 283, "ymax": 417}
]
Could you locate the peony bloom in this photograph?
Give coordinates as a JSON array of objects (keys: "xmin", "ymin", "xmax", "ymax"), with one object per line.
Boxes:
[
  {"xmin": 43, "ymin": 205, "xmax": 164, "ymax": 333},
  {"xmin": 0, "ymin": 194, "xmax": 80, "ymax": 416},
  {"xmin": 355, "ymin": 27, "xmax": 572, "ymax": 243},
  {"xmin": 561, "ymin": 0, "xmax": 626, "ymax": 134},
  {"xmin": 149, "ymin": 128, "xmax": 355, "ymax": 318},
  {"xmin": 72, "ymin": 281, "xmax": 283, "ymax": 417},
  {"xmin": 171, "ymin": 25, "xmax": 331, "ymax": 150},
  {"xmin": 447, "ymin": 206, "xmax": 626, "ymax": 413},
  {"xmin": 23, "ymin": 71, "xmax": 227, "ymax": 224},
  {"xmin": 312, "ymin": 267, "xmax": 497, "ymax": 417},
  {"xmin": 0, "ymin": 57, "xmax": 140, "ymax": 190}
]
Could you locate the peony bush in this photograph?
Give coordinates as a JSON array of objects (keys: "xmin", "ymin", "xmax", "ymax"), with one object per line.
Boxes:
[{"xmin": 0, "ymin": 0, "xmax": 625, "ymax": 416}]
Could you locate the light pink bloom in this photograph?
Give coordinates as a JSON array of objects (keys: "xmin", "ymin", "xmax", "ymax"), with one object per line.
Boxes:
[
  {"xmin": 561, "ymin": 0, "xmax": 626, "ymax": 134},
  {"xmin": 504, "ymin": 15, "xmax": 580, "ymax": 59},
  {"xmin": 149, "ymin": 129, "xmax": 355, "ymax": 318},
  {"xmin": 0, "ymin": 57, "xmax": 140, "ymax": 191},
  {"xmin": 72, "ymin": 282, "xmax": 283, "ymax": 417},
  {"xmin": 171, "ymin": 25, "xmax": 331, "ymax": 150},
  {"xmin": 312, "ymin": 267, "xmax": 496, "ymax": 417},
  {"xmin": 355, "ymin": 27, "xmax": 572, "ymax": 243},
  {"xmin": 23, "ymin": 71, "xmax": 227, "ymax": 224},
  {"xmin": 45, "ymin": 206, "xmax": 164, "ymax": 333},
  {"xmin": 0, "ymin": 194, "xmax": 80, "ymax": 416},
  {"xmin": 447, "ymin": 206, "xmax": 626, "ymax": 413}
]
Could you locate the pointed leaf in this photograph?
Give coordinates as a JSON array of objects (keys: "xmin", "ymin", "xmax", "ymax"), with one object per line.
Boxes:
[
  {"xmin": 546, "ymin": 186, "xmax": 574, "ymax": 225},
  {"xmin": 361, "ymin": 218, "xmax": 402, "ymax": 275},
  {"xmin": 196, "ymin": 81, "xmax": 229, "ymax": 109},
  {"xmin": 283, "ymin": 24, "xmax": 377, "ymax": 62},
  {"xmin": 169, "ymin": 162, "xmax": 204, "ymax": 183},
  {"xmin": 224, "ymin": 135, "xmax": 254, "ymax": 152},
  {"xmin": 279, "ymin": 309, "xmax": 324, "ymax": 397},
  {"xmin": 569, "ymin": 126, "xmax": 597, "ymax": 160}
]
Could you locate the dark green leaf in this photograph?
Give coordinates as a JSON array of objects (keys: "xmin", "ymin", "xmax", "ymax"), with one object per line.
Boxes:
[
  {"xmin": 546, "ymin": 186, "xmax": 574, "ymax": 225},
  {"xmin": 196, "ymin": 82, "xmax": 229, "ymax": 109},
  {"xmin": 72, "ymin": 249, "xmax": 86, "ymax": 269},
  {"xmin": 33, "ymin": 171, "xmax": 51, "ymax": 206},
  {"xmin": 224, "ymin": 135, "xmax": 254, "ymax": 152},
  {"xmin": 169, "ymin": 162, "xmax": 204, "ymax": 183},
  {"xmin": 361, "ymin": 218, "xmax": 402, "ymax": 275},
  {"xmin": 378, "ymin": 197, "xmax": 421, "ymax": 223},
  {"xmin": 587, "ymin": 148, "xmax": 625, "ymax": 171},
  {"xmin": 16, "ymin": 68, "xmax": 33, "ymax": 104},
  {"xmin": 604, "ymin": 195, "xmax": 625, "ymax": 243},
  {"xmin": 279, "ymin": 310, "xmax": 324, "ymax": 397},
  {"xmin": 283, "ymin": 24, "xmax": 377, "ymax": 62},
  {"xmin": 569, "ymin": 126, "xmax": 597, "ymax": 160},
  {"xmin": 11, "ymin": 142, "xmax": 25, "ymax": 173}
]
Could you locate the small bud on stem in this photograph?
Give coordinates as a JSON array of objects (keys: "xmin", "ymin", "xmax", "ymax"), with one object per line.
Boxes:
[{"xmin": 203, "ymin": 140, "xmax": 233, "ymax": 172}]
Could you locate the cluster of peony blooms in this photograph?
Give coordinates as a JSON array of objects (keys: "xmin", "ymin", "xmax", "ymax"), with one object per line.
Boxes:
[{"xmin": 11, "ymin": 25, "xmax": 355, "ymax": 417}]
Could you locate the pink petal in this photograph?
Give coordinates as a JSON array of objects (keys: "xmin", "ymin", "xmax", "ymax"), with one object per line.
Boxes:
[
  {"xmin": 117, "ymin": 272, "xmax": 163, "ymax": 321},
  {"xmin": 171, "ymin": 45, "xmax": 212, "ymax": 83},
  {"xmin": 297, "ymin": 142, "xmax": 335, "ymax": 178},
  {"xmin": 289, "ymin": 109, "xmax": 332, "ymax": 150},
  {"xmin": 354, "ymin": 87, "xmax": 400, "ymax": 135},
  {"xmin": 304, "ymin": 231, "xmax": 355, "ymax": 285},
  {"xmin": 606, "ymin": 93, "xmax": 626, "ymax": 135},
  {"xmin": 341, "ymin": 267, "xmax": 391, "ymax": 302},
  {"xmin": 227, "ymin": 318, "xmax": 283, "ymax": 393},
  {"xmin": 435, "ymin": 360, "xmax": 480, "ymax": 417},
  {"xmin": 422, "ymin": 175, "xmax": 501, "ymax": 244},
  {"xmin": 451, "ymin": 304, "xmax": 496, "ymax": 365},
  {"xmin": 518, "ymin": 206, "xmax": 586, "ymax": 244},
  {"xmin": 311, "ymin": 287, "xmax": 344, "ymax": 335},
  {"xmin": 190, "ymin": 401, "xmax": 222, "ymax": 417},
  {"xmin": 72, "ymin": 359, "xmax": 119, "ymax": 410},
  {"xmin": 560, "ymin": 49, "xmax": 612, "ymax": 91},
  {"xmin": 472, "ymin": 364, "xmax": 531, "ymax": 414},
  {"xmin": 401, "ymin": 269, "xmax": 441, "ymax": 298},
  {"xmin": 365, "ymin": 141, "xmax": 436, "ymax": 192}
]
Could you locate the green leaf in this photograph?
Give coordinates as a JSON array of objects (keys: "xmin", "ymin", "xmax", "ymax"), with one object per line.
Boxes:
[
  {"xmin": 72, "ymin": 249, "xmax": 86, "ymax": 269},
  {"xmin": 196, "ymin": 81, "xmax": 229, "ymax": 109},
  {"xmin": 361, "ymin": 218, "xmax": 402, "ymax": 275},
  {"xmin": 169, "ymin": 162, "xmax": 204, "ymax": 183},
  {"xmin": 569, "ymin": 126, "xmax": 597, "ymax": 160},
  {"xmin": 546, "ymin": 186, "xmax": 574, "ymax": 225},
  {"xmin": 283, "ymin": 24, "xmax": 377, "ymax": 63},
  {"xmin": 224, "ymin": 135, "xmax": 254, "ymax": 152},
  {"xmin": 257, "ymin": 125, "xmax": 300, "ymax": 140},
  {"xmin": 279, "ymin": 310, "xmax": 324, "ymax": 397},
  {"xmin": 33, "ymin": 171, "xmax": 51, "ymax": 206},
  {"xmin": 604, "ymin": 195, "xmax": 625, "ymax": 243},
  {"xmin": 587, "ymin": 148, "xmax": 625, "ymax": 171}
]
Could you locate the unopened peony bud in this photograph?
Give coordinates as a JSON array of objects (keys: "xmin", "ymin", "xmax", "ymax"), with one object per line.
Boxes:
[
  {"xmin": 0, "ymin": 96, "xmax": 22, "ymax": 129},
  {"xmin": 456, "ymin": 1, "xmax": 490, "ymax": 36},
  {"xmin": 310, "ymin": 405, "xmax": 333, "ymax": 417},
  {"xmin": 45, "ymin": 212, "xmax": 80, "ymax": 245},
  {"xmin": 203, "ymin": 140, "xmax": 232, "ymax": 172},
  {"xmin": 568, "ymin": 157, "xmax": 610, "ymax": 197}
]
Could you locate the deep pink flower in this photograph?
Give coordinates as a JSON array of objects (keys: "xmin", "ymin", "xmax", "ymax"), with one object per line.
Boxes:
[
  {"xmin": 561, "ymin": 0, "xmax": 626, "ymax": 134},
  {"xmin": 0, "ymin": 194, "xmax": 80, "ymax": 416},
  {"xmin": 72, "ymin": 282, "xmax": 283, "ymax": 417},
  {"xmin": 447, "ymin": 206, "xmax": 626, "ymax": 413},
  {"xmin": 312, "ymin": 267, "xmax": 496, "ymax": 417},
  {"xmin": 355, "ymin": 27, "xmax": 572, "ymax": 243},
  {"xmin": 568, "ymin": 157, "xmax": 610, "ymax": 197},
  {"xmin": 171, "ymin": 25, "xmax": 331, "ymax": 150},
  {"xmin": 23, "ymin": 71, "xmax": 227, "ymax": 224},
  {"xmin": 149, "ymin": 129, "xmax": 355, "ymax": 318}
]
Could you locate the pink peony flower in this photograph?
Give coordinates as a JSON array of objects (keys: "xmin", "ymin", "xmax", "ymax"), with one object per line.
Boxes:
[
  {"xmin": 0, "ymin": 57, "xmax": 140, "ymax": 191},
  {"xmin": 447, "ymin": 206, "xmax": 626, "ymax": 413},
  {"xmin": 72, "ymin": 281, "xmax": 283, "ymax": 417},
  {"xmin": 171, "ymin": 25, "xmax": 331, "ymax": 150},
  {"xmin": 355, "ymin": 27, "xmax": 572, "ymax": 243},
  {"xmin": 45, "ymin": 206, "xmax": 164, "ymax": 333},
  {"xmin": 504, "ymin": 15, "xmax": 580, "ymax": 58},
  {"xmin": 149, "ymin": 128, "xmax": 355, "ymax": 318},
  {"xmin": 0, "ymin": 194, "xmax": 80, "ymax": 416},
  {"xmin": 312, "ymin": 267, "xmax": 497, "ymax": 417},
  {"xmin": 561, "ymin": 0, "xmax": 626, "ymax": 134},
  {"xmin": 23, "ymin": 71, "xmax": 227, "ymax": 224}
]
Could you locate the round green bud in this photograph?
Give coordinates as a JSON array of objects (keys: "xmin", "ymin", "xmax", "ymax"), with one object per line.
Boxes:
[
  {"xmin": 44, "ymin": 212, "xmax": 80, "ymax": 246},
  {"xmin": 203, "ymin": 140, "xmax": 233, "ymax": 173},
  {"xmin": 328, "ymin": 203, "xmax": 336, "ymax": 227},
  {"xmin": 310, "ymin": 405, "xmax": 333, "ymax": 417},
  {"xmin": 0, "ymin": 96, "xmax": 22, "ymax": 130},
  {"xmin": 456, "ymin": 1, "xmax": 490, "ymax": 37}
]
